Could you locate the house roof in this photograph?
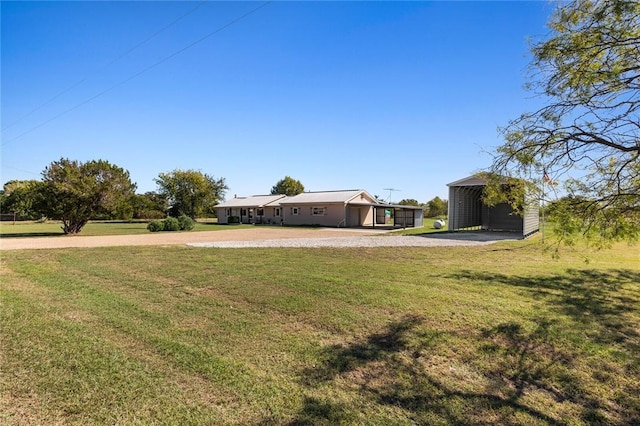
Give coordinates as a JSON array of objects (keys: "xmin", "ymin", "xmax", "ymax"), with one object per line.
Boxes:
[
  {"xmin": 215, "ymin": 194, "xmax": 286, "ymax": 208},
  {"xmin": 215, "ymin": 190, "xmax": 390, "ymax": 209},
  {"xmin": 278, "ymin": 190, "xmax": 375, "ymax": 205}
]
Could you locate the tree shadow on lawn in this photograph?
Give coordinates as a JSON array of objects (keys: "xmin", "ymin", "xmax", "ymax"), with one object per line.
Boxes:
[
  {"xmin": 451, "ymin": 268, "xmax": 640, "ymax": 424},
  {"xmin": 285, "ymin": 269, "xmax": 640, "ymax": 425},
  {"xmin": 289, "ymin": 316, "xmax": 569, "ymax": 425},
  {"xmin": 450, "ymin": 269, "xmax": 640, "ymax": 352},
  {"xmin": 0, "ymin": 232, "xmax": 63, "ymax": 238}
]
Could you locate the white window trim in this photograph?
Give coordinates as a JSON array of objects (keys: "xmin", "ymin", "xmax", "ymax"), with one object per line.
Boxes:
[{"xmin": 292, "ymin": 207, "xmax": 299, "ymax": 215}]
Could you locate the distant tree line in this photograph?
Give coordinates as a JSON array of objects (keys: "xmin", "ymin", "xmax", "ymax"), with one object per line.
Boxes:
[
  {"xmin": 396, "ymin": 196, "xmax": 448, "ymax": 218},
  {"xmin": 0, "ymin": 160, "xmax": 450, "ymax": 234},
  {"xmin": 0, "ymin": 158, "xmax": 228, "ymax": 234}
]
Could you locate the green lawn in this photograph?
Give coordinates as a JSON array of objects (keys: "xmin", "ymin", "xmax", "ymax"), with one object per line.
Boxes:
[
  {"xmin": 1, "ymin": 237, "xmax": 638, "ymax": 425},
  {"xmin": 0, "ymin": 220, "xmax": 257, "ymax": 237},
  {"xmin": 0, "ymin": 219, "xmax": 450, "ymax": 238}
]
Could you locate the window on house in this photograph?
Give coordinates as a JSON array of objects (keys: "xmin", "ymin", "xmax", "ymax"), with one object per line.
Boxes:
[
  {"xmin": 275, "ymin": 208, "xmax": 280, "ymax": 216},
  {"xmin": 226, "ymin": 208, "xmax": 231, "ymax": 217},
  {"xmin": 257, "ymin": 208, "xmax": 264, "ymax": 216},
  {"xmin": 292, "ymin": 207, "xmax": 299, "ymax": 215},
  {"xmin": 241, "ymin": 209, "xmax": 247, "ymax": 216},
  {"xmin": 312, "ymin": 207, "xmax": 325, "ymax": 216}
]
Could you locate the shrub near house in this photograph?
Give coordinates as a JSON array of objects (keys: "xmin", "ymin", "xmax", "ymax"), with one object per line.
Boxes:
[{"xmin": 147, "ymin": 215, "xmax": 195, "ymax": 232}]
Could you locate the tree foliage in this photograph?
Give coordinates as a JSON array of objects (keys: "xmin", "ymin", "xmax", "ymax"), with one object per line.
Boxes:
[
  {"xmin": 398, "ymin": 198, "xmax": 421, "ymax": 206},
  {"xmin": 270, "ymin": 176, "xmax": 305, "ymax": 196},
  {"xmin": 424, "ymin": 196, "xmax": 448, "ymax": 218},
  {"xmin": 131, "ymin": 191, "xmax": 167, "ymax": 219},
  {"xmin": 154, "ymin": 169, "xmax": 228, "ymax": 218},
  {"xmin": 492, "ymin": 0, "xmax": 640, "ymax": 244},
  {"xmin": 38, "ymin": 158, "xmax": 137, "ymax": 234},
  {"xmin": 0, "ymin": 180, "xmax": 42, "ymax": 220}
]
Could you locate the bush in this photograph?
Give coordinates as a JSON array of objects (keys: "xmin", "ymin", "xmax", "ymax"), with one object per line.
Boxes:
[
  {"xmin": 163, "ymin": 217, "xmax": 180, "ymax": 231},
  {"xmin": 178, "ymin": 214, "xmax": 195, "ymax": 231},
  {"xmin": 147, "ymin": 220, "xmax": 164, "ymax": 232}
]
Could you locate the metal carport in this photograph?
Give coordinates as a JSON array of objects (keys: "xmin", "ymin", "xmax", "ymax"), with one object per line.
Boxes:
[{"xmin": 447, "ymin": 175, "xmax": 539, "ymax": 238}]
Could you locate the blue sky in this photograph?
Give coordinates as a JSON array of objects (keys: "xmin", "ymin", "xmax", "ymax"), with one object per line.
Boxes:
[{"xmin": 1, "ymin": 1, "xmax": 554, "ymax": 203}]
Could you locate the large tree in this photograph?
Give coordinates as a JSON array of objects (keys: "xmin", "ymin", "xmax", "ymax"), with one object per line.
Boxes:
[
  {"xmin": 154, "ymin": 169, "xmax": 227, "ymax": 218},
  {"xmin": 270, "ymin": 176, "xmax": 305, "ymax": 196},
  {"xmin": 492, "ymin": 0, "xmax": 639, "ymax": 243},
  {"xmin": 0, "ymin": 180, "xmax": 42, "ymax": 220},
  {"xmin": 38, "ymin": 158, "xmax": 137, "ymax": 234}
]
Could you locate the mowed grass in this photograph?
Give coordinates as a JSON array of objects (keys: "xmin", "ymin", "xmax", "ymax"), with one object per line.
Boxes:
[
  {"xmin": 0, "ymin": 220, "xmax": 255, "ymax": 237},
  {"xmin": 1, "ymin": 237, "xmax": 638, "ymax": 425}
]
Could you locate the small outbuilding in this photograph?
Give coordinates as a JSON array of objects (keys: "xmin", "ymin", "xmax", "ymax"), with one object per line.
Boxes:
[{"xmin": 447, "ymin": 175, "xmax": 539, "ymax": 238}]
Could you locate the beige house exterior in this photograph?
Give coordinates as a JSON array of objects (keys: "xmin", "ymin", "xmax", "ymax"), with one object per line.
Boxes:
[
  {"xmin": 215, "ymin": 190, "xmax": 424, "ymax": 228},
  {"xmin": 279, "ymin": 190, "xmax": 377, "ymax": 227},
  {"xmin": 215, "ymin": 194, "xmax": 286, "ymax": 225}
]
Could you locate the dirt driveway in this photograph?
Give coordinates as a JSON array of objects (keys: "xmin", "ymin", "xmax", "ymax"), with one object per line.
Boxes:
[{"xmin": 0, "ymin": 227, "xmax": 388, "ymax": 251}]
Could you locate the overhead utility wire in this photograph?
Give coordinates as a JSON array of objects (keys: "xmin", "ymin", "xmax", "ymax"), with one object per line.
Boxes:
[
  {"xmin": 0, "ymin": 165, "xmax": 41, "ymax": 177},
  {"xmin": 1, "ymin": 1, "xmax": 271, "ymax": 148},
  {"xmin": 1, "ymin": 0, "xmax": 209, "ymax": 133}
]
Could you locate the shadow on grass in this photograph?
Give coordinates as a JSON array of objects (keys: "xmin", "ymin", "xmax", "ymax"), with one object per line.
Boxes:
[
  {"xmin": 451, "ymin": 268, "xmax": 640, "ymax": 352},
  {"xmin": 291, "ymin": 315, "xmax": 567, "ymax": 425},
  {"xmin": 288, "ymin": 269, "xmax": 640, "ymax": 425},
  {"xmin": 0, "ymin": 232, "xmax": 63, "ymax": 238}
]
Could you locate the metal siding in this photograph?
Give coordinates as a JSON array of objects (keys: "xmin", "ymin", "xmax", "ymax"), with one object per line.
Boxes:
[
  {"xmin": 449, "ymin": 186, "xmax": 483, "ymax": 230},
  {"xmin": 448, "ymin": 177, "xmax": 538, "ymax": 237},
  {"xmin": 523, "ymin": 199, "xmax": 540, "ymax": 237},
  {"xmin": 448, "ymin": 187, "xmax": 455, "ymax": 231},
  {"xmin": 487, "ymin": 203, "xmax": 523, "ymax": 232},
  {"xmin": 414, "ymin": 209, "xmax": 424, "ymax": 227}
]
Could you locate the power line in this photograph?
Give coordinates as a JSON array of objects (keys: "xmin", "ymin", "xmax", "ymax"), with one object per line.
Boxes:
[
  {"xmin": 0, "ymin": 165, "xmax": 41, "ymax": 176},
  {"xmin": 1, "ymin": 1, "xmax": 209, "ymax": 133},
  {"xmin": 1, "ymin": 1, "xmax": 272, "ymax": 147}
]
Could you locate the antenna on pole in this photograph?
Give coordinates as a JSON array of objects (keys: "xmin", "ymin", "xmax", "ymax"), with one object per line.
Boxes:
[{"xmin": 383, "ymin": 188, "xmax": 400, "ymax": 203}]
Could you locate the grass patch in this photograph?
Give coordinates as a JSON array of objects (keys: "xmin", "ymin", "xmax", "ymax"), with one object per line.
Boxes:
[
  {"xmin": 1, "ymin": 239, "xmax": 638, "ymax": 425},
  {"xmin": 0, "ymin": 220, "xmax": 257, "ymax": 238}
]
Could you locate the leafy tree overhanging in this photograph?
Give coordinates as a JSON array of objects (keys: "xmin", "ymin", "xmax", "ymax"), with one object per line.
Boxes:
[{"xmin": 491, "ymin": 0, "xmax": 639, "ymax": 244}]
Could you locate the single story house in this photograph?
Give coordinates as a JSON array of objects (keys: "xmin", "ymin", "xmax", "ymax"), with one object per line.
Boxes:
[
  {"xmin": 447, "ymin": 174, "xmax": 539, "ymax": 238},
  {"xmin": 215, "ymin": 189, "xmax": 424, "ymax": 228},
  {"xmin": 215, "ymin": 194, "xmax": 286, "ymax": 225}
]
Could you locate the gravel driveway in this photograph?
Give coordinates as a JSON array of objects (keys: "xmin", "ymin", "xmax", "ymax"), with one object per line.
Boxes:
[
  {"xmin": 0, "ymin": 227, "xmax": 385, "ymax": 250},
  {"xmin": 188, "ymin": 231, "xmax": 522, "ymax": 248},
  {"xmin": 0, "ymin": 227, "xmax": 520, "ymax": 251}
]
